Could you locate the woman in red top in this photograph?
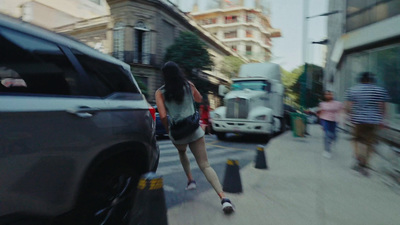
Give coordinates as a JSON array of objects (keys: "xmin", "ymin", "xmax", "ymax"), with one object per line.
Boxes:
[{"xmin": 200, "ymin": 99, "xmax": 211, "ymax": 134}]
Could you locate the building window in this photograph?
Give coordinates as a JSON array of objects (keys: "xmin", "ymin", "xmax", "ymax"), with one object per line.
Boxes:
[
  {"xmin": 345, "ymin": 44, "xmax": 400, "ymax": 117},
  {"xmin": 162, "ymin": 20, "xmax": 175, "ymax": 54},
  {"xmin": 134, "ymin": 21, "xmax": 151, "ymax": 64},
  {"xmin": 224, "ymin": 31, "xmax": 237, "ymax": 39},
  {"xmin": 113, "ymin": 22, "xmax": 125, "ymax": 61},
  {"xmin": 246, "ymin": 30, "xmax": 253, "ymax": 38},
  {"xmin": 246, "ymin": 13, "xmax": 255, "ymax": 22},
  {"xmin": 225, "ymin": 15, "xmax": 238, "ymax": 24},
  {"xmin": 201, "ymin": 18, "xmax": 217, "ymax": 25},
  {"xmin": 246, "ymin": 45, "xmax": 252, "ymax": 55},
  {"xmin": 346, "ymin": 0, "xmax": 400, "ymax": 32}
]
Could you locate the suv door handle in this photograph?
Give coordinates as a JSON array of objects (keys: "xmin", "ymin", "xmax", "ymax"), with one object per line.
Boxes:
[
  {"xmin": 67, "ymin": 106, "xmax": 101, "ymax": 118},
  {"xmin": 72, "ymin": 112, "xmax": 93, "ymax": 118}
]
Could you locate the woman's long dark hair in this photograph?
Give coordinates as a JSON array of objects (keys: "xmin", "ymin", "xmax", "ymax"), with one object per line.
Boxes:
[{"xmin": 161, "ymin": 61, "xmax": 189, "ymax": 103}]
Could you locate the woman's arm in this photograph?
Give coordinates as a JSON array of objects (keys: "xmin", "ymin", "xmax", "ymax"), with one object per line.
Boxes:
[
  {"xmin": 155, "ymin": 90, "xmax": 169, "ymax": 133},
  {"xmin": 188, "ymin": 81, "xmax": 203, "ymax": 103},
  {"xmin": 317, "ymin": 103, "xmax": 323, "ymax": 118}
]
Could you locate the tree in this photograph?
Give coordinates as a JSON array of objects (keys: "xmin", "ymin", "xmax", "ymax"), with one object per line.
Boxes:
[
  {"xmin": 132, "ymin": 72, "xmax": 148, "ymax": 99},
  {"xmin": 289, "ymin": 64, "xmax": 324, "ymax": 108},
  {"xmin": 281, "ymin": 67, "xmax": 302, "ymax": 107},
  {"xmin": 220, "ymin": 56, "xmax": 245, "ymax": 78},
  {"xmin": 164, "ymin": 32, "xmax": 214, "ymax": 95}
]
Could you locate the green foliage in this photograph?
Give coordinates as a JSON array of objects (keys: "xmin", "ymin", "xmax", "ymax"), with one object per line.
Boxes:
[
  {"xmin": 220, "ymin": 56, "xmax": 245, "ymax": 78},
  {"xmin": 132, "ymin": 73, "xmax": 148, "ymax": 99},
  {"xmin": 281, "ymin": 66, "xmax": 302, "ymax": 107},
  {"xmin": 164, "ymin": 31, "xmax": 213, "ymax": 75},
  {"xmin": 164, "ymin": 31, "xmax": 214, "ymax": 95},
  {"xmin": 288, "ymin": 64, "xmax": 324, "ymax": 108}
]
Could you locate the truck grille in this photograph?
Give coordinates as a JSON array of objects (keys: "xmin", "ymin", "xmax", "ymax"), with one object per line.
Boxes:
[{"xmin": 226, "ymin": 98, "xmax": 249, "ymax": 119}]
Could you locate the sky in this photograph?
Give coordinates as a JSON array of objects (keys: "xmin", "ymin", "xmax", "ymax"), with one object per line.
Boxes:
[{"xmin": 173, "ymin": 0, "xmax": 329, "ymax": 71}]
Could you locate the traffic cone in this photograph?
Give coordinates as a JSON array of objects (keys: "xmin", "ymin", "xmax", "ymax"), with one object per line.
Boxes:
[
  {"xmin": 222, "ymin": 159, "xmax": 243, "ymax": 193},
  {"xmin": 255, "ymin": 145, "xmax": 268, "ymax": 169},
  {"xmin": 130, "ymin": 172, "xmax": 168, "ymax": 225}
]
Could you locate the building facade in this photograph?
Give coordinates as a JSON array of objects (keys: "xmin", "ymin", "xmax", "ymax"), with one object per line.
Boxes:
[
  {"xmin": 103, "ymin": 0, "xmax": 247, "ymax": 105},
  {"xmin": 0, "ymin": 0, "xmax": 109, "ymax": 28},
  {"xmin": 190, "ymin": 0, "xmax": 281, "ymax": 63},
  {"xmin": 1, "ymin": 0, "xmax": 247, "ymax": 106},
  {"xmin": 325, "ymin": 0, "xmax": 400, "ymax": 146}
]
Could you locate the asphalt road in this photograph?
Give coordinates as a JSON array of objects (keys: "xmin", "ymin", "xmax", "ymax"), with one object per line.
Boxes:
[{"xmin": 156, "ymin": 133, "xmax": 275, "ymax": 208}]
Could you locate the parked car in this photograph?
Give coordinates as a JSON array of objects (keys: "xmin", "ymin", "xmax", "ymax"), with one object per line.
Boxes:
[
  {"xmin": 0, "ymin": 14, "xmax": 159, "ymax": 225},
  {"xmin": 154, "ymin": 105, "xmax": 169, "ymax": 137}
]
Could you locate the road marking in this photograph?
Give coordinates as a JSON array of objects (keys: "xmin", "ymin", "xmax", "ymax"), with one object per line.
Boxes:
[
  {"xmin": 158, "ymin": 139, "xmax": 258, "ymax": 152},
  {"xmin": 206, "ymin": 142, "xmax": 256, "ymax": 152},
  {"xmin": 157, "ymin": 151, "xmax": 251, "ymax": 176},
  {"xmin": 159, "ymin": 146, "xmax": 242, "ymax": 163},
  {"xmin": 163, "ymin": 185, "xmax": 176, "ymax": 192}
]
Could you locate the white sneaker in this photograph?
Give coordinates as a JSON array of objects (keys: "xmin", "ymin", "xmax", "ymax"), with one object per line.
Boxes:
[
  {"xmin": 185, "ymin": 180, "xmax": 197, "ymax": 190},
  {"xmin": 221, "ymin": 198, "xmax": 234, "ymax": 214},
  {"xmin": 323, "ymin": 151, "xmax": 332, "ymax": 159}
]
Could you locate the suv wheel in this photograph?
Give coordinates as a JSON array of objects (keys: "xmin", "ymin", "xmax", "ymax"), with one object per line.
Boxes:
[{"xmin": 56, "ymin": 161, "xmax": 140, "ymax": 225}]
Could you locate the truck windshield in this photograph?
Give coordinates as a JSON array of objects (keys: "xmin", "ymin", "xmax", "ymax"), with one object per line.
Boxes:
[{"xmin": 231, "ymin": 80, "xmax": 270, "ymax": 91}]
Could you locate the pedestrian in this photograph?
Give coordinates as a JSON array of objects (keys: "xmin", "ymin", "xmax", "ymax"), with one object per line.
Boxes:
[
  {"xmin": 155, "ymin": 61, "xmax": 234, "ymax": 214},
  {"xmin": 317, "ymin": 91, "xmax": 343, "ymax": 158},
  {"xmin": 199, "ymin": 99, "xmax": 211, "ymax": 134},
  {"xmin": 345, "ymin": 72, "xmax": 390, "ymax": 176}
]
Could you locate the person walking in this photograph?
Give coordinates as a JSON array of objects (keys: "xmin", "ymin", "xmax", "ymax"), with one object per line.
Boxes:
[
  {"xmin": 199, "ymin": 99, "xmax": 211, "ymax": 134},
  {"xmin": 155, "ymin": 61, "xmax": 234, "ymax": 214},
  {"xmin": 317, "ymin": 91, "xmax": 343, "ymax": 158},
  {"xmin": 345, "ymin": 72, "xmax": 390, "ymax": 176}
]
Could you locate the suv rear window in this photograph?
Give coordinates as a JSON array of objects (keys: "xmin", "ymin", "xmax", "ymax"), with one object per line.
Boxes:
[
  {"xmin": 0, "ymin": 28, "xmax": 81, "ymax": 96},
  {"xmin": 72, "ymin": 49, "xmax": 139, "ymax": 97}
]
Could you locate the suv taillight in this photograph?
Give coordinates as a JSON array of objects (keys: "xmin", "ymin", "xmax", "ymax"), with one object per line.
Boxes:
[{"xmin": 149, "ymin": 106, "xmax": 156, "ymax": 121}]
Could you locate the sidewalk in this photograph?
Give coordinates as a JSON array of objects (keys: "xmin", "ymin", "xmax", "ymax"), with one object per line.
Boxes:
[{"xmin": 167, "ymin": 125, "xmax": 400, "ymax": 225}]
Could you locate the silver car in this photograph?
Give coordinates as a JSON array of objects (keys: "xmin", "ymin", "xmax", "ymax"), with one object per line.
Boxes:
[{"xmin": 0, "ymin": 14, "xmax": 159, "ymax": 224}]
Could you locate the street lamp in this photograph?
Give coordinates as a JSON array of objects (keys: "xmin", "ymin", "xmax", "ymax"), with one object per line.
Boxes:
[
  {"xmin": 312, "ymin": 39, "xmax": 329, "ymax": 45},
  {"xmin": 306, "ymin": 10, "xmax": 341, "ymax": 19},
  {"xmin": 300, "ymin": 1, "xmax": 340, "ymax": 109}
]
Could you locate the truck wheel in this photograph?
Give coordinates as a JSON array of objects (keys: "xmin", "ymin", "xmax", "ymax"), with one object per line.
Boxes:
[
  {"xmin": 216, "ymin": 132, "xmax": 226, "ymax": 140},
  {"xmin": 279, "ymin": 118, "xmax": 286, "ymax": 133},
  {"xmin": 264, "ymin": 134, "xmax": 272, "ymax": 142}
]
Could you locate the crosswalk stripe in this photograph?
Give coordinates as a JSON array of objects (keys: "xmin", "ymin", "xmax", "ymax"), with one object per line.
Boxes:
[
  {"xmin": 156, "ymin": 151, "xmax": 251, "ymax": 176},
  {"xmin": 159, "ymin": 145, "xmax": 225, "ymax": 156},
  {"xmin": 159, "ymin": 146, "xmax": 244, "ymax": 164},
  {"xmin": 157, "ymin": 136, "xmax": 220, "ymax": 148},
  {"xmin": 157, "ymin": 142, "xmax": 175, "ymax": 149}
]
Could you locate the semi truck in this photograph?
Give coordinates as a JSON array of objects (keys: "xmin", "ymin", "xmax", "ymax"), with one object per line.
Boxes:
[{"xmin": 211, "ymin": 62, "xmax": 285, "ymax": 140}]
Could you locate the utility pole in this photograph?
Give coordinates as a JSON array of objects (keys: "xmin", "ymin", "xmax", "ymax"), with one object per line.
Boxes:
[
  {"xmin": 300, "ymin": 1, "xmax": 340, "ymax": 109},
  {"xmin": 300, "ymin": 0, "xmax": 309, "ymax": 109}
]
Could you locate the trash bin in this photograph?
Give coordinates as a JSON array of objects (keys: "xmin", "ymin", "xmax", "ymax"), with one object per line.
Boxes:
[{"xmin": 290, "ymin": 112, "xmax": 307, "ymax": 137}]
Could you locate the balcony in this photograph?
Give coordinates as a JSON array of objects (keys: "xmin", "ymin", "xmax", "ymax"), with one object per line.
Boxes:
[{"xmin": 111, "ymin": 51, "xmax": 158, "ymax": 67}]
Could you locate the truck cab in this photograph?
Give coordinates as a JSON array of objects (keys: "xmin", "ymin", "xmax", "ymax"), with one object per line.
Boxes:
[{"xmin": 211, "ymin": 62, "xmax": 284, "ymax": 140}]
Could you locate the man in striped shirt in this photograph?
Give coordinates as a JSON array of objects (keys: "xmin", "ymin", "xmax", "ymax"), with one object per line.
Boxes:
[{"xmin": 345, "ymin": 72, "xmax": 390, "ymax": 176}]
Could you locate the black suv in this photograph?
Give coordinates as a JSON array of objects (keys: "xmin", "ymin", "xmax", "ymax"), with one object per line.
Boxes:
[{"xmin": 0, "ymin": 14, "xmax": 159, "ymax": 224}]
